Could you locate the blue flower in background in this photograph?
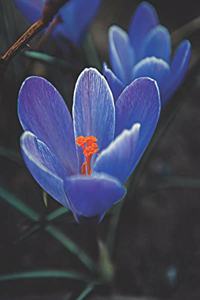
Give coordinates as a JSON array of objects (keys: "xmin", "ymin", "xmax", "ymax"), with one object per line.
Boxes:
[
  {"xmin": 104, "ymin": 1, "xmax": 191, "ymax": 106},
  {"xmin": 14, "ymin": 0, "xmax": 101, "ymax": 46},
  {"xmin": 18, "ymin": 68, "xmax": 161, "ymax": 222}
]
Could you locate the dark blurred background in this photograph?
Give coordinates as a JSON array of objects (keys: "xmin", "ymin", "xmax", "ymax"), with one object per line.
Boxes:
[{"xmin": 0, "ymin": 0, "xmax": 200, "ymax": 299}]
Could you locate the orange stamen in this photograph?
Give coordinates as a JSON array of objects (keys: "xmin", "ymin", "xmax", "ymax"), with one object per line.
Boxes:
[
  {"xmin": 76, "ymin": 136, "xmax": 86, "ymax": 147},
  {"xmin": 76, "ymin": 135, "xmax": 99, "ymax": 175}
]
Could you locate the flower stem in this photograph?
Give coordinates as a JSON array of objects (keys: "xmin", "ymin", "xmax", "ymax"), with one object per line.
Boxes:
[{"xmin": 106, "ymin": 202, "xmax": 123, "ymax": 256}]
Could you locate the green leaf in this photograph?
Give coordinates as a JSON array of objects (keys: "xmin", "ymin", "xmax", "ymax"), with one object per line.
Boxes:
[
  {"xmin": 0, "ymin": 186, "xmax": 39, "ymax": 221},
  {"xmin": 0, "ymin": 270, "xmax": 90, "ymax": 282},
  {"xmin": 46, "ymin": 206, "xmax": 69, "ymax": 221},
  {"xmin": 46, "ymin": 225, "xmax": 96, "ymax": 272}
]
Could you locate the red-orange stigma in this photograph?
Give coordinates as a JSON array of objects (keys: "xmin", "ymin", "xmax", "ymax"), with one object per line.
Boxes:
[{"xmin": 76, "ymin": 135, "xmax": 99, "ymax": 175}]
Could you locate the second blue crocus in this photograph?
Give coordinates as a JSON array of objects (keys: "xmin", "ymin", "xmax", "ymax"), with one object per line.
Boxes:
[{"xmin": 104, "ymin": 1, "xmax": 191, "ymax": 106}]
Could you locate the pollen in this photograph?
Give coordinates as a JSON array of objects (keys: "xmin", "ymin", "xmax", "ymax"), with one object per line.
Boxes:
[{"xmin": 76, "ymin": 135, "xmax": 99, "ymax": 175}]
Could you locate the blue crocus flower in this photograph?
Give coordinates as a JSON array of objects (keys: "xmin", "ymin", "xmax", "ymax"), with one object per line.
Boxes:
[
  {"xmin": 104, "ymin": 1, "xmax": 191, "ymax": 106},
  {"xmin": 18, "ymin": 68, "xmax": 161, "ymax": 221},
  {"xmin": 14, "ymin": 0, "xmax": 101, "ymax": 46}
]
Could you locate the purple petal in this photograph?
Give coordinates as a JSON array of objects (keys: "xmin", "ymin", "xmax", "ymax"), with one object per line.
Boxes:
[
  {"xmin": 18, "ymin": 76, "xmax": 78, "ymax": 175},
  {"xmin": 14, "ymin": 0, "xmax": 43, "ymax": 23},
  {"xmin": 21, "ymin": 131, "xmax": 69, "ymax": 208},
  {"xmin": 115, "ymin": 77, "xmax": 161, "ymax": 164},
  {"xmin": 142, "ymin": 25, "xmax": 171, "ymax": 63},
  {"xmin": 73, "ymin": 68, "xmax": 115, "ymax": 155},
  {"xmin": 109, "ymin": 25, "xmax": 135, "ymax": 84},
  {"xmin": 54, "ymin": 0, "xmax": 101, "ymax": 45},
  {"xmin": 128, "ymin": 2, "xmax": 159, "ymax": 60},
  {"xmin": 103, "ymin": 63, "xmax": 124, "ymax": 101},
  {"xmin": 94, "ymin": 123, "xmax": 140, "ymax": 184},
  {"xmin": 64, "ymin": 173, "xmax": 126, "ymax": 218},
  {"xmin": 132, "ymin": 57, "xmax": 170, "ymax": 99},
  {"xmin": 163, "ymin": 40, "xmax": 191, "ymax": 104}
]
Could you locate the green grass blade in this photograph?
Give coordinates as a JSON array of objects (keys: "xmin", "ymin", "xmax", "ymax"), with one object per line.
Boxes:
[
  {"xmin": 46, "ymin": 206, "xmax": 69, "ymax": 221},
  {"xmin": 0, "ymin": 186, "xmax": 39, "ymax": 221},
  {"xmin": 23, "ymin": 50, "xmax": 76, "ymax": 71},
  {"xmin": 46, "ymin": 225, "xmax": 96, "ymax": 272},
  {"xmin": 0, "ymin": 270, "xmax": 89, "ymax": 282},
  {"xmin": 76, "ymin": 283, "xmax": 95, "ymax": 300},
  {"xmin": 0, "ymin": 187, "xmax": 95, "ymax": 273}
]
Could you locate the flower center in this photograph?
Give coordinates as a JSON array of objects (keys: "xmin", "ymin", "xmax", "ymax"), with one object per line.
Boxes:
[{"xmin": 76, "ymin": 136, "xmax": 99, "ymax": 175}]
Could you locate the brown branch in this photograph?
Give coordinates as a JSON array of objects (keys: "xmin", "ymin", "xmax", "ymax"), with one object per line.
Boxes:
[
  {"xmin": 0, "ymin": 0, "xmax": 69, "ymax": 74},
  {"xmin": 0, "ymin": 19, "xmax": 45, "ymax": 64}
]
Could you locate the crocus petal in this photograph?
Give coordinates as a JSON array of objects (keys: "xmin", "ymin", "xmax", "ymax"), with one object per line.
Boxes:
[
  {"xmin": 64, "ymin": 173, "xmax": 126, "ymax": 218},
  {"xmin": 128, "ymin": 1, "xmax": 159, "ymax": 60},
  {"xmin": 54, "ymin": 0, "xmax": 101, "ymax": 45},
  {"xmin": 94, "ymin": 124, "xmax": 140, "ymax": 184},
  {"xmin": 163, "ymin": 40, "xmax": 191, "ymax": 103},
  {"xmin": 103, "ymin": 63, "xmax": 124, "ymax": 101},
  {"xmin": 142, "ymin": 25, "xmax": 171, "ymax": 63},
  {"xmin": 115, "ymin": 77, "xmax": 161, "ymax": 164},
  {"xmin": 132, "ymin": 57, "xmax": 170, "ymax": 98},
  {"xmin": 18, "ymin": 76, "xmax": 78, "ymax": 175},
  {"xmin": 14, "ymin": 0, "xmax": 43, "ymax": 23},
  {"xmin": 109, "ymin": 25, "xmax": 135, "ymax": 83},
  {"xmin": 21, "ymin": 131, "xmax": 69, "ymax": 208},
  {"xmin": 73, "ymin": 68, "xmax": 115, "ymax": 154}
]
